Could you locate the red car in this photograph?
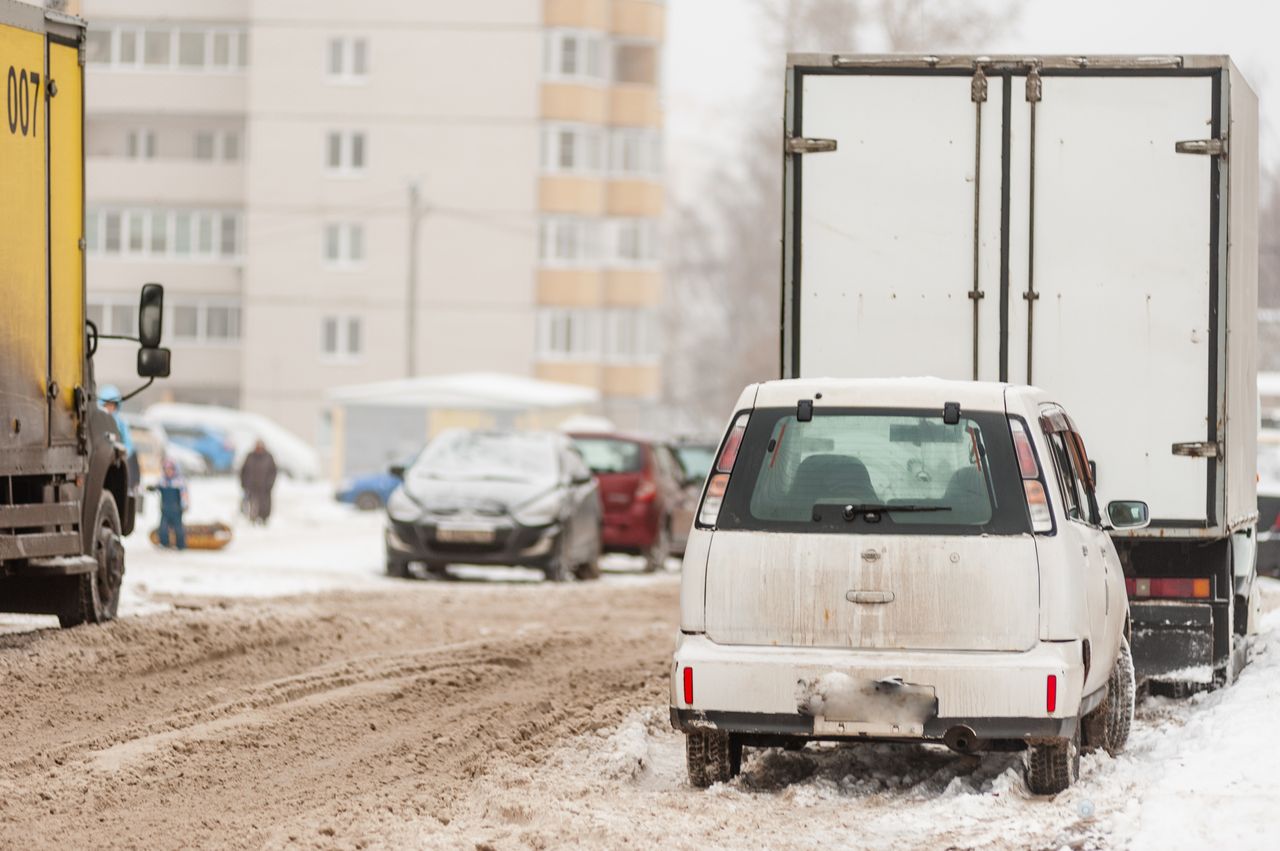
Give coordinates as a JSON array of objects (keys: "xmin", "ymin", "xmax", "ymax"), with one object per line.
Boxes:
[{"xmin": 569, "ymin": 432, "xmax": 686, "ymax": 572}]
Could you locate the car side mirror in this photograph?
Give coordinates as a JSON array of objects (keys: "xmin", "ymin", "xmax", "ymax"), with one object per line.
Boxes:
[
  {"xmin": 136, "ymin": 347, "xmax": 171, "ymax": 378},
  {"xmin": 571, "ymin": 470, "xmax": 593, "ymax": 485},
  {"xmin": 389, "ymin": 464, "xmax": 406, "ymax": 480},
  {"xmin": 1107, "ymin": 500, "xmax": 1149, "ymax": 529},
  {"xmin": 138, "ymin": 283, "xmax": 165, "ymax": 348}
]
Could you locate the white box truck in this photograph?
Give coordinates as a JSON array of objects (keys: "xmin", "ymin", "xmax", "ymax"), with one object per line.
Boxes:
[{"xmin": 780, "ymin": 54, "xmax": 1260, "ymax": 691}]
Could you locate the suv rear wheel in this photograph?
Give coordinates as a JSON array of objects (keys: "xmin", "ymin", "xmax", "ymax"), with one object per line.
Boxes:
[
  {"xmin": 685, "ymin": 730, "xmax": 741, "ymax": 788},
  {"xmin": 1083, "ymin": 636, "xmax": 1135, "ymax": 756},
  {"xmin": 1025, "ymin": 725, "xmax": 1080, "ymax": 795}
]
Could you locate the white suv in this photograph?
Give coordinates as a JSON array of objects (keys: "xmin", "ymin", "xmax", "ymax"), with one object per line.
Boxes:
[{"xmin": 671, "ymin": 378, "xmax": 1142, "ymax": 794}]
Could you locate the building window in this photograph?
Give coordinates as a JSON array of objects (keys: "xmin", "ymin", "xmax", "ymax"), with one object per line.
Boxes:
[
  {"xmin": 87, "ymin": 207, "xmax": 242, "ymax": 261},
  {"xmin": 604, "ymin": 309, "xmax": 659, "ymax": 364},
  {"xmin": 321, "ymin": 316, "xmax": 363, "ymax": 360},
  {"xmin": 86, "ymin": 24, "xmax": 248, "ymax": 71},
  {"xmin": 323, "ymin": 223, "xmax": 365, "ymax": 265},
  {"xmin": 539, "ymin": 217, "xmax": 601, "ymax": 267},
  {"xmin": 326, "ymin": 37, "xmax": 369, "ymax": 81},
  {"xmin": 610, "ymin": 128, "xmax": 662, "ymax": 176},
  {"xmin": 88, "ymin": 297, "xmax": 241, "ymax": 345},
  {"xmin": 542, "ymin": 30, "xmax": 606, "ymax": 82},
  {"xmin": 193, "ymin": 129, "xmax": 240, "ymax": 161},
  {"xmin": 126, "ymin": 129, "xmax": 156, "ymax": 160},
  {"xmin": 537, "ymin": 308, "xmax": 601, "ymax": 361},
  {"xmin": 326, "ymin": 130, "xmax": 367, "ymax": 173},
  {"xmin": 609, "ymin": 219, "xmax": 660, "ymax": 266},
  {"xmin": 613, "ymin": 41, "xmax": 659, "ymax": 85},
  {"xmin": 540, "ymin": 123, "xmax": 604, "ymax": 174}
]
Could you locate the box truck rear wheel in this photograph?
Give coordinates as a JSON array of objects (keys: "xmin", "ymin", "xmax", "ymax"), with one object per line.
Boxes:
[{"xmin": 59, "ymin": 494, "xmax": 124, "ymax": 628}]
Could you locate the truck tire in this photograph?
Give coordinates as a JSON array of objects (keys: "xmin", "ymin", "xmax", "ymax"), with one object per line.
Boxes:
[
  {"xmin": 1083, "ymin": 636, "xmax": 1135, "ymax": 756},
  {"xmin": 59, "ymin": 493, "xmax": 124, "ymax": 628},
  {"xmin": 1025, "ymin": 725, "xmax": 1080, "ymax": 795},
  {"xmin": 685, "ymin": 730, "xmax": 742, "ymax": 788}
]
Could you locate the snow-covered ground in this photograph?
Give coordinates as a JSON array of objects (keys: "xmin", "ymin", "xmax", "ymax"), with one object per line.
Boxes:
[{"xmin": 416, "ymin": 584, "xmax": 1280, "ymax": 850}]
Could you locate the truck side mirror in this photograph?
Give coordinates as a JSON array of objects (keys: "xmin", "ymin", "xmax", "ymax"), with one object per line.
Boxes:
[
  {"xmin": 137, "ymin": 347, "xmax": 171, "ymax": 378},
  {"xmin": 1106, "ymin": 500, "xmax": 1149, "ymax": 529},
  {"xmin": 138, "ymin": 283, "xmax": 165, "ymax": 348}
]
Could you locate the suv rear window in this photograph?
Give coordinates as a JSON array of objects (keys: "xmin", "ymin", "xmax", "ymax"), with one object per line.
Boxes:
[
  {"xmin": 573, "ymin": 438, "xmax": 644, "ymax": 474},
  {"xmin": 716, "ymin": 408, "xmax": 1030, "ymax": 535}
]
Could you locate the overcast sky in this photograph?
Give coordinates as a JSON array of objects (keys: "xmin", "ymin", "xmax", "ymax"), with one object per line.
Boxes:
[{"xmin": 666, "ymin": 0, "xmax": 1280, "ymax": 184}]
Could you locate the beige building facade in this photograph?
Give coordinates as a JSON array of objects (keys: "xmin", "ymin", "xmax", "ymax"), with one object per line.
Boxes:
[{"xmin": 79, "ymin": 0, "xmax": 664, "ymax": 445}]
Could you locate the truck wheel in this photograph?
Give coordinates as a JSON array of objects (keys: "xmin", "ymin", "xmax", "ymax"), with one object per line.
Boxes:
[
  {"xmin": 1083, "ymin": 637, "xmax": 1135, "ymax": 756},
  {"xmin": 1025, "ymin": 725, "xmax": 1080, "ymax": 795},
  {"xmin": 685, "ymin": 730, "xmax": 742, "ymax": 788},
  {"xmin": 59, "ymin": 494, "xmax": 124, "ymax": 628}
]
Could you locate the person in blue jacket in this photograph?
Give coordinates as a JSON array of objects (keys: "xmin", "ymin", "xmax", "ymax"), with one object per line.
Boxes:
[
  {"xmin": 98, "ymin": 384, "xmax": 139, "ymax": 488},
  {"xmin": 153, "ymin": 458, "xmax": 189, "ymax": 550}
]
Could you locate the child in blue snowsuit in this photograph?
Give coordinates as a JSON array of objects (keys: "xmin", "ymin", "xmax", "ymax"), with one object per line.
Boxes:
[{"xmin": 154, "ymin": 458, "xmax": 189, "ymax": 550}]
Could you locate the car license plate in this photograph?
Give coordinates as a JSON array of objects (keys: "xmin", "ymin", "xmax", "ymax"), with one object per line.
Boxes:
[{"xmin": 435, "ymin": 524, "xmax": 497, "ymax": 544}]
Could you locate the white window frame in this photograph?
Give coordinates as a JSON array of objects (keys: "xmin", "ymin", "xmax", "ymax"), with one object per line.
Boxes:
[
  {"xmin": 536, "ymin": 308, "xmax": 602, "ymax": 362},
  {"xmin": 325, "ymin": 130, "xmax": 367, "ymax": 175},
  {"xmin": 90, "ymin": 24, "xmax": 248, "ymax": 72},
  {"xmin": 608, "ymin": 218, "xmax": 660, "ymax": 267},
  {"xmin": 86, "ymin": 206, "xmax": 242, "ymax": 262},
  {"xmin": 603, "ymin": 308, "xmax": 659, "ymax": 365},
  {"xmin": 320, "ymin": 315, "xmax": 364, "ymax": 362},
  {"xmin": 126, "ymin": 128, "xmax": 156, "ymax": 160},
  {"xmin": 609, "ymin": 127, "xmax": 662, "ymax": 177},
  {"xmin": 323, "ymin": 222, "xmax": 366, "ymax": 267},
  {"xmin": 539, "ymin": 122, "xmax": 605, "ymax": 175},
  {"xmin": 538, "ymin": 216, "xmax": 602, "ymax": 268},
  {"xmin": 542, "ymin": 29, "xmax": 608, "ymax": 84},
  {"xmin": 325, "ymin": 36, "xmax": 369, "ymax": 83}
]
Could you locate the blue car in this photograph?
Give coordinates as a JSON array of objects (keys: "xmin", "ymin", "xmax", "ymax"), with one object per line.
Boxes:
[
  {"xmin": 162, "ymin": 423, "xmax": 237, "ymax": 473},
  {"xmin": 336, "ymin": 469, "xmax": 402, "ymax": 511}
]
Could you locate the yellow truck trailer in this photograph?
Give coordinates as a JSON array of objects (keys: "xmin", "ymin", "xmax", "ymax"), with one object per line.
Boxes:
[{"xmin": 1, "ymin": 1, "xmax": 169, "ymax": 626}]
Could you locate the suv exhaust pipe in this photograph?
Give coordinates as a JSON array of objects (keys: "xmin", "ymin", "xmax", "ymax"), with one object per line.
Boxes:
[{"xmin": 943, "ymin": 725, "xmax": 988, "ymax": 754}]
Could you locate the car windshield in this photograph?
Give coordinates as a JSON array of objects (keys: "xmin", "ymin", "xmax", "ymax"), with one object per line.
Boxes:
[
  {"xmin": 716, "ymin": 408, "xmax": 1030, "ymax": 535},
  {"xmin": 673, "ymin": 445, "xmax": 715, "ymax": 482},
  {"xmin": 410, "ymin": 431, "xmax": 558, "ymax": 482},
  {"xmin": 573, "ymin": 437, "xmax": 643, "ymax": 474}
]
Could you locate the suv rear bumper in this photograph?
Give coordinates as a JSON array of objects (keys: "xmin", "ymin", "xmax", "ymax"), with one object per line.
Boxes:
[{"xmin": 670, "ymin": 633, "xmax": 1085, "ymax": 742}]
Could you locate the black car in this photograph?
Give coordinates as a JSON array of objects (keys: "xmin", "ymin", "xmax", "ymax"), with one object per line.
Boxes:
[{"xmin": 383, "ymin": 429, "xmax": 602, "ymax": 582}]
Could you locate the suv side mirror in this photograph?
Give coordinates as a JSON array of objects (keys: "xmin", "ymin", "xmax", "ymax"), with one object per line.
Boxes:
[
  {"xmin": 136, "ymin": 347, "xmax": 171, "ymax": 378},
  {"xmin": 138, "ymin": 283, "xmax": 165, "ymax": 349},
  {"xmin": 1107, "ymin": 500, "xmax": 1149, "ymax": 529}
]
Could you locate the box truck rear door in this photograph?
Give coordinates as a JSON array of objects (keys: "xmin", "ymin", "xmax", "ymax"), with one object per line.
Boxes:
[
  {"xmin": 1007, "ymin": 73, "xmax": 1219, "ymax": 525},
  {"xmin": 785, "ymin": 72, "xmax": 1007, "ymax": 382}
]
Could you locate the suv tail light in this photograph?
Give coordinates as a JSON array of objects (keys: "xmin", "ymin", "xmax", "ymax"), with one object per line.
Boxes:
[
  {"xmin": 1125, "ymin": 577, "xmax": 1212, "ymax": 599},
  {"xmin": 698, "ymin": 413, "xmax": 749, "ymax": 527},
  {"xmin": 1009, "ymin": 418, "xmax": 1053, "ymax": 533},
  {"xmin": 635, "ymin": 478, "xmax": 657, "ymax": 503}
]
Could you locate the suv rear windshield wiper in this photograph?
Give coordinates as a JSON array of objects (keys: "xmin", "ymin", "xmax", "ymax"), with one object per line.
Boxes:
[{"xmin": 811, "ymin": 502, "xmax": 953, "ymax": 522}]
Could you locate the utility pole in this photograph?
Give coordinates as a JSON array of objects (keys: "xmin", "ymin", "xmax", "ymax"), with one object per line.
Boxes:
[{"xmin": 406, "ymin": 181, "xmax": 424, "ymax": 378}]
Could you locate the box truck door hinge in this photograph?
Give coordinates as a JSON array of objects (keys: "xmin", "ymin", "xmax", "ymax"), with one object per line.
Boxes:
[
  {"xmin": 1172, "ymin": 441, "xmax": 1222, "ymax": 459},
  {"xmin": 1026, "ymin": 68, "xmax": 1042, "ymax": 103},
  {"xmin": 971, "ymin": 68, "xmax": 988, "ymax": 103},
  {"xmin": 1175, "ymin": 138, "xmax": 1227, "ymax": 157},
  {"xmin": 786, "ymin": 136, "xmax": 837, "ymax": 155}
]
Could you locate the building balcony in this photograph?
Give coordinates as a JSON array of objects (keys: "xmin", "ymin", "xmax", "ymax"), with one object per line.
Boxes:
[
  {"xmin": 609, "ymin": 85, "xmax": 661, "ymax": 127},
  {"xmin": 87, "ymin": 71, "xmax": 247, "ymax": 116},
  {"xmin": 87, "ymin": 157, "xmax": 246, "ymax": 206},
  {"xmin": 541, "ymin": 82, "xmax": 609, "ymax": 124},
  {"xmin": 610, "ymin": 0, "xmax": 665, "ymax": 39},
  {"xmin": 539, "ymin": 175, "xmax": 607, "ymax": 215},
  {"xmin": 606, "ymin": 179, "xmax": 662, "ymax": 216}
]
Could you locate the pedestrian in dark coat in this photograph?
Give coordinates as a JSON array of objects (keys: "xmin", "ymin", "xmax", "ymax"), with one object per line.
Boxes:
[{"xmin": 240, "ymin": 440, "xmax": 278, "ymax": 525}]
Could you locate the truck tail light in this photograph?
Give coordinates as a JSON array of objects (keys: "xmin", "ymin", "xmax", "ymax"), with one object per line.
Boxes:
[
  {"xmin": 1046, "ymin": 674, "xmax": 1057, "ymax": 713},
  {"xmin": 697, "ymin": 413, "xmax": 749, "ymax": 527},
  {"xmin": 1009, "ymin": 418, "xmax": 1052, "ymax": 533},
  {"xmin": 1125, "ymin": 577, "xmax": 1211, "ymax": 599},
  {"xmin": 682, "ymin": 666, "xmax": 694, "ymax": 705}
]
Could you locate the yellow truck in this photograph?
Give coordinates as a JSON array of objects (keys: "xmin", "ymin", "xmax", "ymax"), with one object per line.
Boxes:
[{"xmin": 1, "ymin": 1, "xmax": 169, "ymax": 626}]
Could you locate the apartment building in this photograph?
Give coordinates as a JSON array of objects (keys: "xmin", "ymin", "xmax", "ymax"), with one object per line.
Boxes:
[{"xmin": 78, "ymin": 0, "xmax": 664, "ymax": 444}]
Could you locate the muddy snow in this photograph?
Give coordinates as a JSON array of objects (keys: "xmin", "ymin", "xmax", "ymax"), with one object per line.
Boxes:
[{"xmin": 0, "ymin": 478, "xmax": 1277, "ymax": 849}]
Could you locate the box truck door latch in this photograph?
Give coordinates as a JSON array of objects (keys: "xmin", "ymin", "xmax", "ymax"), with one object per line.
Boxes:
[
  {"xmin": 786, "ymin": 136, "xmax": 837, "ymax": 155},
  {"xmin": 1175, "ymin": 138, "xmax": 1228, "ymax": 158},
  {"xmin": 1172, "ymin": 441, "xmax": 1222, "ymax": 459}
]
